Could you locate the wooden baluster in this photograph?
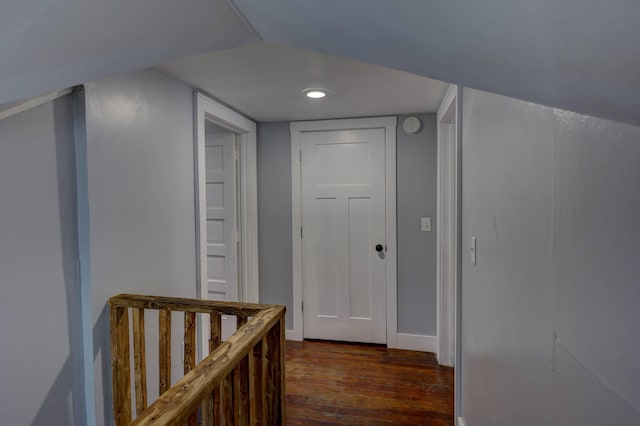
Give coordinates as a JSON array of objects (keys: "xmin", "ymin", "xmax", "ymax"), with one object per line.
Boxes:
[
  {"xmin": 210, "ymin": 311, "xmax": 222, "ymax": 351},
  {"xmin": 278, "ymin": 317, "xmax": 286, "ymax": 424},
  {"xmin": 110, "ymin": 305, "xmax": 132, "ymax": 426},
  {"xmin": 184, "ymin": 312, "xmax": 196, "ymax": 372},
  {"xmin": 235, "ymin": 311, "xmax": 249, "ymax": 423},
  {"xmin": 222, "ymin": 374, "xmax": 234, "ymax": 425},
  {"xmin": 184, "ymin": 312, "xmax": 197, "ymax": 426},
  {"xmin": 203, "ymin": 313, "xmax": 222, "ymax": 426},
  {"xmin": 132, "ymin": 308, "xmax": 147, "ymax": 415},
  {"xmin": 268, "ymin": 323, "xmax": 283, "ymax": 425},
  {"xmin": 159, "ymin": 309, "xmax": 171, "ymax": 395},
  {"xmin": 213, "ymin": 313, "xmax": 223, "ymax": 426},
  {"xmin": 235, "ymin": 310, "xmax": 248, "ymax": 422},
  {"xmin": 265, "ymin": 323, "xmax": 282, "ymax": 425},
  {"xmin": 234, "ymin": 355, "xmax": 250, "ymax": 425},
  {"xmin": 263, "ymin": 331, "xmax": 275, "ymax": 425},
  {"xmin": 237, "ymin": 315, "xmax": 247, "ymax": 328},
  {"xmin": 249, "ymin": 341, "xmax": 264, "ymax": 426},
  {"xmin": 233, "ymin": 363, "xmax": 240, "ymax": 424}
]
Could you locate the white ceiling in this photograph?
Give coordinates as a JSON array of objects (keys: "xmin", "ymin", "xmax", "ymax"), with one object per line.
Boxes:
[
  {"xmin": 234, "ymin": 0, "xmax": 640, "ymax": 126},
  {"xmin": 159, "ymin": 42, "xmax": 449, "ymax": 122},
  {"xmin": 0, "ymin": 0, "xmax": 257, "ymax": 105}
]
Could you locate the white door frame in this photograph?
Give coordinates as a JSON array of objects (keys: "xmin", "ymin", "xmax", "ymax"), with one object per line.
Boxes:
[
  {"xmin": 289, "ymin": 117, "xmax": 398, "ymax": 347},
  {"xmin": 194, "ymin": 92, "xmax": 259, "ymax": 309},
  {"xmin": 436, "ymin": 84, "xmax": 460, "ymax": 366}
]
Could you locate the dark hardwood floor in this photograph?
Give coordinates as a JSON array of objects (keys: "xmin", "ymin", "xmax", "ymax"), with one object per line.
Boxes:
[{"xmin": 285, "ymin": 340, "xmax": 454, "ymax": 425}]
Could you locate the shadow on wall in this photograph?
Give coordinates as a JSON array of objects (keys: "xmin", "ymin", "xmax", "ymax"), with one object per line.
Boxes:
[
  {"xmin": 30, "ymin": 307, "xmax": 112, "ymax": 426},
  {"xmin": 32, "ymin": 97, "xmax": 87, "ymax": 426},
  {"xmin": 93, "ymin": 306, "xmax": 114, "ymax": 426},
  {"xmin": 30, "ymin": 358, "xmax": 77, "ymax": 426}
]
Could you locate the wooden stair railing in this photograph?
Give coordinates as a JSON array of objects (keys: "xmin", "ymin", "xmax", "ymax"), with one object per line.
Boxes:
[{"xmin": 109, "ymin": 294, "xmax": 286, "ymax": 426}]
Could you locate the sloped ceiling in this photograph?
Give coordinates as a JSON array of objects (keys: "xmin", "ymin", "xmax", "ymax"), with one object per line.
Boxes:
[
  {"xmin": 234, "ymin": 0, "xmax": 640, "ymax": 125},
  {"xmin": 2, "ymin": 0, "xmax": 639, "ymax": 125},
  {"xmin": 0, "ymin": 0, "xmax": 258, "ymax": 105},
  {"xmin": 159, "ymin": 42, "xmax": 449, "ymax": 121}
]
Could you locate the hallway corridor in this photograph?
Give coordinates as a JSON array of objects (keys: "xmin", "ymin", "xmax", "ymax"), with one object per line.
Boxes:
[{"xmin": 286, "ymin": 340, "xmax": 454, "ymax": 425}]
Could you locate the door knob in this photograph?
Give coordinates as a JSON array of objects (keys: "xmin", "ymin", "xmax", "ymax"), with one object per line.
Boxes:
[{"xmin": 375, "ymin": 244, "xmax": 384, "ymax": 252}]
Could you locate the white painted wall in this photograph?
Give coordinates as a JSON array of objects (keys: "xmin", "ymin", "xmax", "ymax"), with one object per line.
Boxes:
[
  {"xmin": 461, "ymin": 88, "xmax": 640, "ymax": 425},
  {"xmin": 0, "ymin": 96, "xmax": 84, "ymax": 425},
  {"xmin": 85, "ymin": 69, "xmax": 197, "ymax": 425}
]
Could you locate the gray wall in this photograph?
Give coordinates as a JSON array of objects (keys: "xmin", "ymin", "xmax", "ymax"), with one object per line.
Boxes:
[
  {"xmin": 0, "ymin": 96, "xmax": 84, "ymax": 425},
  {"xmin": 461, "ymin": 88, "xmax": 640, "ymax": 425},
  {"xmin": 397, "ymin": 114, "xmax": 437, "ymax": 335},
  {"xmin": 257, "ymin": 115, "xmax": 438, "ymax": 335},
  {"xmin": 257, "ymin": 122, "xmax": 294, "ymax": 324},
  {"xmin": 85, "ymin": 69, "xmax": 197, "ymax": 425}
]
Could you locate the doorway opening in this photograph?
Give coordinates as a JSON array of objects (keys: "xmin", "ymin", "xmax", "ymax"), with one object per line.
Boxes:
[
  {"xmin": 194, "ymin": 92, "xmax": 259, "ymax": 358},
  {"xmin": 436, "ymin": 84, "xmax": 460, "ymax": 368},
  {"xmin": 436, "ymin": 83, "xmax": 461, "ymax": 421},
  {"xmin": 202, "ymin": 121, "xmax": 240, "ymax": 341}
]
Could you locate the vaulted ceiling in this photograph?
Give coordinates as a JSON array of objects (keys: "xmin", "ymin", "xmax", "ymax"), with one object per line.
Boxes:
[
  {"xmin": 233, "ymin": 0, "xmax": 640, "ymax": 125},
  {"xmin": 159, "ymin": 43, "xmax": 448, "ymax": 121},
  {"xmin": 0, "ymin": 0, "xmax": 257, "ymax": 105},
  {"xmin": 2, "ymin": 0, "xmax": 640, "ymax": 125}
]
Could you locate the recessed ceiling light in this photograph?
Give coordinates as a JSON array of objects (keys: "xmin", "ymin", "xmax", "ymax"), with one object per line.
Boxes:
[{"xmin": 303, "ymin": 88, "xmax": 328, "ymax": 99}]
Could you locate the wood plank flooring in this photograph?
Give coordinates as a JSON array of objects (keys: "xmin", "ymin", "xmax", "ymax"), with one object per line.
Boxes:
[{"xmin": 286, "ymin": 340, "xmax": 454, "ymax": 425}]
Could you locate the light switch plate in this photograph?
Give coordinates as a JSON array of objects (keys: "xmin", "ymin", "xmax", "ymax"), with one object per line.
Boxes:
[
  {"xmin": 471, "ymin": 236, "xmax": 477, "ymax": 265},
  {"xmin": 421, "ymin": 217, "xmax": 432, "ymax": 232}
]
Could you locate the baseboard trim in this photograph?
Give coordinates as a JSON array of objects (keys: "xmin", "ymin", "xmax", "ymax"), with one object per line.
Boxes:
[
  {"xmin": 457, "ymin": 417, "xmax": 467, "ymax": 426},
  {"xmin": 396, "ymin": 333, "xmax": 437, "ymax": 353},
  {"xmin": 284, "ymin": 330, "xmax": 437, "ymax": 351},
  {"xmin": 285, "ymin": 329, "xmax": 302, "ymax": 341}
]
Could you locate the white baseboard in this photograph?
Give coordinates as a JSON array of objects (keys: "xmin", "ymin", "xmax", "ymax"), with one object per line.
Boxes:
[
  {"xmin": 284, "ymin": 330, "xmax": 437, "ymax": 351},
  {"xmin": 457, "ymin": 417, "xmax": 467, "ymax": 426},
  {"xmin": 396, "ymin": 333, "xmax": 437, "ymax": 353},
  {"xmin": 285, "ymin": 329, "xmax": 302, "ymax": 341}
]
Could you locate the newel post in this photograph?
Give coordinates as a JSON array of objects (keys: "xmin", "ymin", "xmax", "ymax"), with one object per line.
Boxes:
[{"xmin": 110, "ymin": 305, "xmax": 132, "ymax": 426}]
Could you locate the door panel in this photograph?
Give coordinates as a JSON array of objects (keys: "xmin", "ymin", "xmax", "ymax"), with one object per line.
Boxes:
[
  {"xmin": 301, "ymin": 128, "xmax": 387, "ymax": 344},
  {"xmin": 348, "ymin": 197, "xmax": 372, "ymax": 319},
  {"xmin": 204, "ymin": 132, "xmax": 238, "ymax": 345},
  {"xmin": 312, "ymin": 197, "xmax": 339, "ymax": 318}
]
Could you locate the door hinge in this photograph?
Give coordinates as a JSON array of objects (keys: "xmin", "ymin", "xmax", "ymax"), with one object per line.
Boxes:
[
  {"xmin": 234, "ymin": 149, "xmax": 239, "ymax": 160},
  {"xmin": 302, "ymin": 301, "xmax": 304, "ymax": 312},
  {"xmin": 300, "ymin": 226, "xmax": 303, "ymax": 239},
  {"xmin": 299, "ymin": 150, "xmax": 302, "ymax": 163}
]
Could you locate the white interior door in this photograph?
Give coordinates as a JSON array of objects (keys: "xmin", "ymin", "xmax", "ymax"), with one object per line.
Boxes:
[
  {"xmin": 204, "ymin": 132, "xmax": 238, "ymax": 343},
  {"xmin": 301, "ymin": 128, "xmax": 387, "ymax": 344}
]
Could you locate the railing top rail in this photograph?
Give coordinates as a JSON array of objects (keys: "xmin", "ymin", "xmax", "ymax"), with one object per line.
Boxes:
[
  {"xmin": 110, "ymin": 293, "xmax": 280, "ymax": 316},
  {"xmin": 129, "ymin": 305, "xmax": 285, "ymax": 426}
]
